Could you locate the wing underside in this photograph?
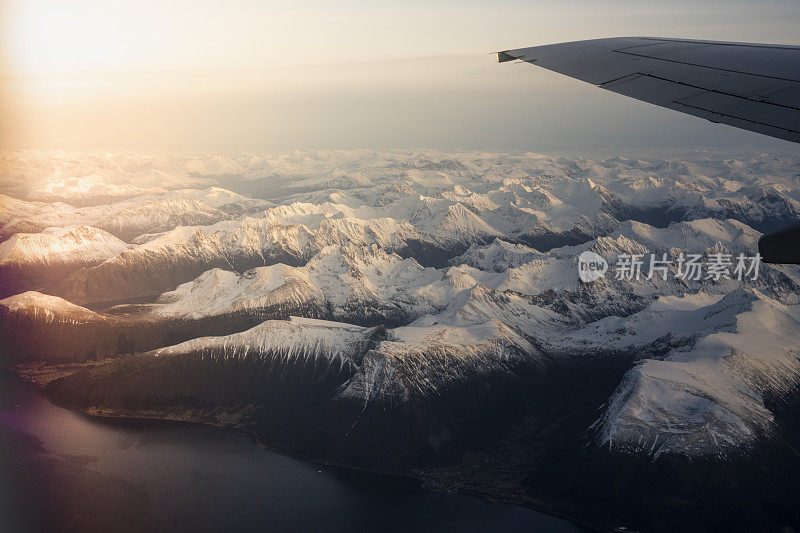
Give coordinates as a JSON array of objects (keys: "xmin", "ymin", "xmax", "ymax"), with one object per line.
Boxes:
[{"xmin": 499, "ymin": 37, "xmax": 800, "ymax": 144}]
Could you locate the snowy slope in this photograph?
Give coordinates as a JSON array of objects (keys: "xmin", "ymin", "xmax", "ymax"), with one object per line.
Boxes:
[
  {"xmin": 0, "ymin": 225, "xmax": 129, "ymax": 296},
  {"xmin": 341, "ymin": 318, "xmax": 543, "ymax": 403},
  {"xmin": 0, "ymin": 187, "xmax": 273, "ymax": 243},
  {"xmin": 0, "ymin": 225, "xmax": 128, "ymax": 268},
  {"xmin": 572, "ymin": 289, "xmax": 800, "ymax": 457},
  {"xmin": 154, "ymin": 316, "xmax": 377, "ymax": 367},
  {"xmin": 150, "ymin": 244, "xmax": 443, "ymax": 322},
  {"xmin": 0, "ymin": 291, "xmax": 104, "ymax": 322}
]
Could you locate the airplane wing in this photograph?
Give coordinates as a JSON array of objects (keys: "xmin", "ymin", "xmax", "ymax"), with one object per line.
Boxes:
[{"xmin": 498, "ymin": 37, "xmax": 800, "ymax": 144}]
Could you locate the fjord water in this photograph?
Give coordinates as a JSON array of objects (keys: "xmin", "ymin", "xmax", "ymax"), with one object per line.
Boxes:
[{"xmin": 0, "ymin": 371, "xmax": 582, "ymax": 532}]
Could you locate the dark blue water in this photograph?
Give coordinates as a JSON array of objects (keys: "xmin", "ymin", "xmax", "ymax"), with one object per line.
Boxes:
[{"xmin": 0, "ymin": 371, "xmax": 585, "ymax": 532}]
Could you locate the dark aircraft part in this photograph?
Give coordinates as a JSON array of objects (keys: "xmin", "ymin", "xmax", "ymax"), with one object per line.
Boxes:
[
  {"xmin": 758, "ymin": 222, "xmax": 800, "ymax": 264},
  {"xmin": 496, "ymin": 51, "xmax": 518, "ymax": 63},
  {"xmin": 498, "ymin": 37, "xmax": 800, "ymax": 144}
]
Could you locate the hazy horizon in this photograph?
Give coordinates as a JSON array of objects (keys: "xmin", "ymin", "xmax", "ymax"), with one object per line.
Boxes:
[{"xmin": 2, "ymin": 0, "xmax": 799, "ymax": 152}]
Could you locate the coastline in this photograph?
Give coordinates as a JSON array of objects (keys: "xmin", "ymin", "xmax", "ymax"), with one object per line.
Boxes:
[{"xmin": 8, "ymin": 363, "xmax": 597, "ymax": 531}]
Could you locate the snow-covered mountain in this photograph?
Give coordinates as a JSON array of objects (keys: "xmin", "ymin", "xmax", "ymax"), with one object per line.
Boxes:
[
  {"xmin": 0, "ymin": 187, "xmax": 273, "ymax": 243},
  {"xmin": 0, "ymin": 225, "xmax": 129, "ymax": 297},
  {"xmin": 586, "ymin": 289, "xmax": 800, "ymax": 458},
  {"xmin": 4, "ymin": 148, "xmax": 800, "ymax": 532}
]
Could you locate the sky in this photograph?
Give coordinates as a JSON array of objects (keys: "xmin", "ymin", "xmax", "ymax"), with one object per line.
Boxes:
[{"xmin": 1, "ymin": 0, "xmax": 799, "ymax": 152}]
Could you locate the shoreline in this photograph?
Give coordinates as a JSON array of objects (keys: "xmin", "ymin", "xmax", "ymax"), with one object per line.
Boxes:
[{"xmin": 8, "ymin": 364, "xmax": 598, "ymax": 531}]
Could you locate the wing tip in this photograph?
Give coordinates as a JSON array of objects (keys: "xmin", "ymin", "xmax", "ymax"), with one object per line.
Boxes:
[{"xmin": 496, "ymin": 51, "xmax": 518, "ymax": 63}]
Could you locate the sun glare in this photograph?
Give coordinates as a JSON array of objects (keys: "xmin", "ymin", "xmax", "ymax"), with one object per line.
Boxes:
[{"xmin": 4, "ymin": 1, "xmax": 139, "ymax": 79}]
